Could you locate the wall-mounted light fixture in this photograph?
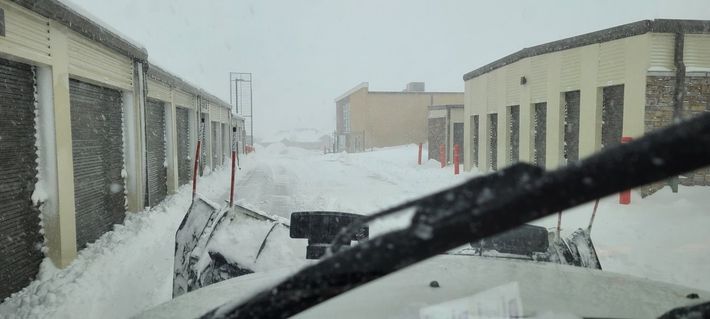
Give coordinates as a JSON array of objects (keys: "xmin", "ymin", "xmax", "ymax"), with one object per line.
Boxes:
[{"xmin": 520, "ymin": 76, "xmax": 527, "ymax": 85}]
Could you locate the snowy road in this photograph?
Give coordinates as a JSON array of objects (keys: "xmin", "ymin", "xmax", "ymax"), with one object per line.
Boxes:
[{"xmin": 1, "ymin": 143, "xmax": 709, "ymax": 319}]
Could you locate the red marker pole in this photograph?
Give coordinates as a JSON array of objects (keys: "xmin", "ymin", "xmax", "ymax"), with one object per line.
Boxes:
[
  {"xmin": 417, "ymin": 143, "xmax": 423, "ymax": 165},
  {"xmin": 453, "ymin": 144, "xmax": 460, "ymax": 175},
  {"xmin": 192, "ymin": 118, "xmax": 206, "ymax": 200},
  {"xmin": 619, "ymin": 136, "xmax": 633, "ymax": 205},
  {"xmin": 439, "ymin": 144, "xmax": 445, "ymax": 168},
  {"xmin": 229, "ymin": 127, "xmax": 237, "ymax": 207}
]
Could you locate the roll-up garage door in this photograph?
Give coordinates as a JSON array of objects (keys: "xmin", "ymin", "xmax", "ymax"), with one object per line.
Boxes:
[
  {"xmin": 176, "ymin": 107, "xmax": 191, "ymax": 186},
  {"xmin": 145, "ymin": 99, "xmax": 167, "ymax": 207},
  {"xmin": 0, "ymin": 58, "xmax": 43, "ymax": 300},
  {"xmin": 199, "ymin": 113, "xmax": 208, "ymax": 174},
  {"xmin": 453, "ymin": 122, "xmax": 464, "ymax": 163},
  {"xmin": 222, "ymin": 123, "xmax": 229, "ymax": 161},
  {"xmin": 428, "ymin": 118, "xmax": 445, "ymax": 161},
  {"xmin": 211, "ymin": 121, "xmax": 220, "ymax": 167},
  {"xmin": 70, "ymin": 79, "xmax": 125, "ymax": 249}
]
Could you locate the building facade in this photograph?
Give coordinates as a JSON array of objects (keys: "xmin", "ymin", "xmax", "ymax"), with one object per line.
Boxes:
[
  {"xmin": 0, "ymin": 0, "xmax": 236, "ymax": 299},
  {"xmin": 335, "ymin": 82, "xmax": 463, "ymax": 152},
  {"xmin": 463, "ymin": 19, "xmax": 710, "ymax": 191}
]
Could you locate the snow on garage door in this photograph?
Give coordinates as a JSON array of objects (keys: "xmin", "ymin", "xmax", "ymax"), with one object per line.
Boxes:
[
  {"xmin": 222, "ymin": 123, "xmax": 229, "ymax": 162},
  {"xmin": 0, "ymin": 58, "xmax": 43, "ymax": 300},
  {"xmin": 428, "ymin": 117, "xmax": 445, "ymax": 162},
  {"xmin": 176, "ymin": 107, "xmax": 191, "ymax": 186},
  {"xmin": 145, "ymin": 99, "xmax": 167, "ymax": 207},
  {"xmin": 69, "ymin": 79, "xmax": 125, "ymax": 249},
  {"xmin": 211, "ymin": 121, "xmax": 220, "ymax": 167}
]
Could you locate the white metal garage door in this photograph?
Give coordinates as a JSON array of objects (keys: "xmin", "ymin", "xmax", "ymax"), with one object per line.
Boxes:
[{"xmin": 69, "ymin": 79, "xmax": 125, "ymax": 248}]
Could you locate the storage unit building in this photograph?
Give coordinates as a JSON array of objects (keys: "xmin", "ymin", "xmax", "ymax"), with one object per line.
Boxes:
[
  {"xmin": 0, "ymin": 0, "xmax": 147, "ymax": 298},
  {"xmin": 0, "ymin": 0, "xmax": 234, "ymax": 299},
  {"xmin": 462, "ymin": 19, "xmax": 710, "ymax": 194}
]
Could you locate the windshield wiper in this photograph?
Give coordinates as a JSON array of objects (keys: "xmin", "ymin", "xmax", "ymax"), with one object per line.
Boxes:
[{"xmin": 201, "ymin": 113, "xmax": 710, "ymax": 319}]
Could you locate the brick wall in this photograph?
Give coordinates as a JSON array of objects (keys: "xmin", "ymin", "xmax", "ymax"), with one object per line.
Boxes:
[{"xmin": 683, "ymin": 76, "xmax": 710, "ymax": 186}]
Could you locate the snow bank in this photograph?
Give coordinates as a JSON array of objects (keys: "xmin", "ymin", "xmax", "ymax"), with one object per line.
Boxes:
[
  {"xmin": 533, "ymin": 186, "xmax": 710, "ymax": 294},
  {"xmin": 0, "ymin": 167, "xmax": 232, "ymax": 319}
]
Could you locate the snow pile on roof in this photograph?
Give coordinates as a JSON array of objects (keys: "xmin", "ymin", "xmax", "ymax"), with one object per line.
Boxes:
[{"xmin": 56, "ymin": 0, "xmax": 146, "ymax": 51}]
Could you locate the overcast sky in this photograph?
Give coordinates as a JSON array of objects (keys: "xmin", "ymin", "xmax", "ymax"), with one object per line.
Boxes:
[{"xmin": 68, "ymin": 0, "xmax": 710, "ymax": 139}]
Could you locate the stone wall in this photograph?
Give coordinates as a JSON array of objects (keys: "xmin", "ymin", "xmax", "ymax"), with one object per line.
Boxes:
[
  {"xmin": 682, "ymin": 76, "xmax": 710, "ymax": 186},
  {"xmin": 642, "ymin": 75, "xmax": 710, "ymax": 196}
]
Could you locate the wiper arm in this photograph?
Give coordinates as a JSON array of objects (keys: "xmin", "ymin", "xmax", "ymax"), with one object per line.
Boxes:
[{"xmin": 202, "ymin": 113, "xmax": 710, "ymax": 319}]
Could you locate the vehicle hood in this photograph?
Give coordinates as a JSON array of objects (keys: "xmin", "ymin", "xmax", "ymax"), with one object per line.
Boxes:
[{"xmin": 137, "ymin": 254, "xmax": 708, "ymax": 318}]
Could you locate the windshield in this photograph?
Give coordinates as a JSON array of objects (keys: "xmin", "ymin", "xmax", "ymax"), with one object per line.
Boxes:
[{"xmin": 0, "ymin": 1, "xmax": 709, "ymax": 319}]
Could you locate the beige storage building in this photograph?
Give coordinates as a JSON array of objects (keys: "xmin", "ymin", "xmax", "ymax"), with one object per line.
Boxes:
[
  {"xmin": 0, "ymin": 0, "xmax": 233, "ymax": 299},
  {"xmin": 335, "ymin": 82, "xmax": 463, "ymax": 152},
  {"xmin": 463, "ymin": 19, "xmax": 710, "ymax": 191}
]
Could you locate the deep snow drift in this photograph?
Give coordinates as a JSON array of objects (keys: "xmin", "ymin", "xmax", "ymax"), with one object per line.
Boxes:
[{"xmin": 1, "ymin": 143, "xmax": 709, "ymax": 318}]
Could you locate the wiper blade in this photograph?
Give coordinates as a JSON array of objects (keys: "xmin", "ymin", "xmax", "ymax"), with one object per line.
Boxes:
[{"xmin": 202, "ymin": 113, "xmax": 710, "ymax": 319}]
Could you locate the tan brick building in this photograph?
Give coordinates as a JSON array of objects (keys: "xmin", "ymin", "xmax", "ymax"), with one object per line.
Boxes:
[{"xmin": 335, "ymin": 82, "xmax": 463, "ymax": 152}]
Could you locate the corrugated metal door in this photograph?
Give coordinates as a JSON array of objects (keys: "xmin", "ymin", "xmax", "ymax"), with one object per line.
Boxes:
[
  {"xmin": 601, "ymin": 85, "xmax": 625, "ymax": 149},
  {"xmin": 508, "ymin": 105, "xmax": 520, "ymax": 163},
  {"xmin": 427, "ymin": 118, "xmax": 445, "ymax": 161},
  {"xmin": 0, "ymin": 58, "xmax": 43, "ymax": 300},
  {"xmin": 145, "ymin": 99, "xmax": 167, "ymax": 207},
  {"xmin": 222, "ymin": 123, "xmax": 229, "ymax": 161},
  {"xmin": 453, "ymin": 122, "xmax": 464, "ymax": 163},
  {"xmin": 533, "ymin": 103, "xmax": 547, "ymax": 168},
  {"xmin": 471, "ymin": 115, "xmax": 479, "ymax": 168},
  {"xmin": 563, "ymin": 91, "xmax": 581, "ymax": 163},
  {"xmin": 199, "ymin": 113, "xmax": 208, "ymax": 174},
  {"xmin": 488, "ymin": 114, "xmax": 498, "ymax": 171},
  {"xmin": 211, "ymin": 121, "xmax": 219, "ymax": 167},
  {"xmin": 70, "ymin": 79, "xmax": 125, "ymax": 249},
  {"xmin": 176, "ymin": 107, "xmax": 191, "ymax": 186}
]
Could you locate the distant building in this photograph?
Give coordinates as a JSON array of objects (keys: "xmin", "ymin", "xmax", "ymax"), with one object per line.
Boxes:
[
  {"xmin": 462, "ymin": 19, "xmax": 710, "ymax": 193},
  {"xmin": 335, "ymin": 82, "xmax": 463, "ymax": 152}
]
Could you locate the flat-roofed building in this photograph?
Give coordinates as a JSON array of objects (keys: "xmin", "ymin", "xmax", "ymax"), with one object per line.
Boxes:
[
  {"xmin": 335, "ymin": 82, "xmax": 463, "ymax": 152},
  {"xmin": 462, "ymin": 19, "xmax": 710, "ymax": 193}
]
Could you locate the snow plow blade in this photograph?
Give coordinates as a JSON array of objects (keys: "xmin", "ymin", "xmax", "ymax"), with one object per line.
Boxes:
[
  {"xmin": 173, "ymin": 199, "xmax": 288, "ymax": 298},
  {"xmin": 566, "ymin": 228, "xmax": 602, "ymax": 269},
  {"xmin": 173, "ymin": 196, "xmax": 229, "ymax": 298},
  {"xmin": 548, "ymin": 228, "xmax": 602, "ymax": 269}
]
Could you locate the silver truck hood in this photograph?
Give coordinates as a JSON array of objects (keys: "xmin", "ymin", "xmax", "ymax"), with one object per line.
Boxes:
[{"xmin": 137, "ymin": 254, "xmax": 708, "ymax": 318}]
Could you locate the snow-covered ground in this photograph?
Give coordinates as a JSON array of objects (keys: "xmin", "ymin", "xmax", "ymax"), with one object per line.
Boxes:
[{"xmin": 1, "ymin": 143, "xmax": 709, "ymax": 318}]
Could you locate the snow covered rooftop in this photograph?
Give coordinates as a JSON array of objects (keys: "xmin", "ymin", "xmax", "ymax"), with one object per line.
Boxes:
[
  {"xmin": 463, "ymin": 19, "xmax": 710, "ymax": 81},
  {"xmin": 12, "ymin": 0, "xmax": 148, "ymax": 60}
]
